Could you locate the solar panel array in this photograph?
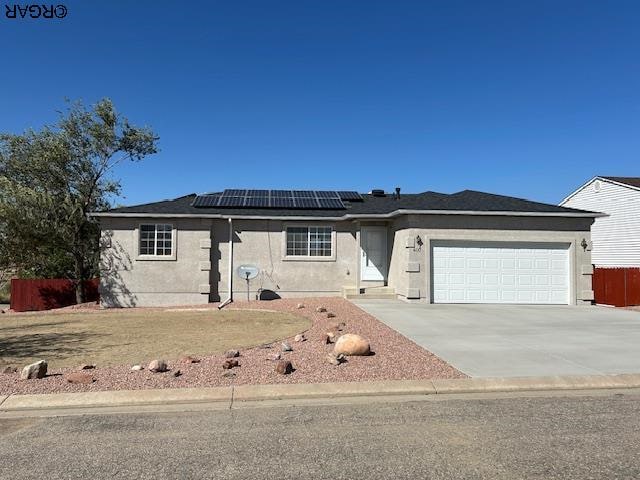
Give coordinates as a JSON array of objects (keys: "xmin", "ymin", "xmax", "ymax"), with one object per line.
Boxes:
[{"xmin": 192, "ymin": 190, "xmax": 363, "ymax": 209}]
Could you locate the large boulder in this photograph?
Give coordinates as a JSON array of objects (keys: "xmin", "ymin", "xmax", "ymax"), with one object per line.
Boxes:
[
  {"xmin": 225, "ymin": 350, "xmax": 240, "ymax": 358},
  {"xmin": 148, "ymin": 359, "xmax": 168, "ymax": 373},
  {"xmin": 333, "ymin": 334, "xmax": 371, "ymax": 356},
  {"xmin": 20, "ymin": 360, "xmax": 47, "ymax": 380}
]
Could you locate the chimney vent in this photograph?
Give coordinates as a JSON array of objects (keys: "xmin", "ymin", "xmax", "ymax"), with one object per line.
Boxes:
[{"xmin": 395, "ymin": 187, "xmax": 401, "ymax": 199}]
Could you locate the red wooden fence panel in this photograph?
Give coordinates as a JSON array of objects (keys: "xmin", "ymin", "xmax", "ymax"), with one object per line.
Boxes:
[
  {"xmin": 9, "ymin": 278, "xmax": 99, "ymax": 312},
  {"xmin": 626, "ymin": 268, "xmax": 640, "ymax": 306},
  {"xmin": 593, "ymin": 268, "xmax": 640, "ymax": 307}
]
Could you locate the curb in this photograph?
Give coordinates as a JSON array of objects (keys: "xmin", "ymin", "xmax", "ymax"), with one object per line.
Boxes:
[{"xmin": 2, "ymin": 374, "xmax": 640, "ymax": 412}]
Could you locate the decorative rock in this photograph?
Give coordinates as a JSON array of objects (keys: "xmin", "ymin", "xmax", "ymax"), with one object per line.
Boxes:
[
  {"xmin": 66, "ymin": 372, "xmax": 95, "ymax": 384},
  {"xmin": 326, "ymin": 352, "xmax": 346, "ymax": 366},
  {"xmin": 222, "ymin": 359, "xmax": 239, "ymax": 370},
  {"xmin": 79, "ymin": 364, "xmax": 96, "ymax": 370},
  {"xmin": 330, "ymin": 322, "xmax": 346, "ymax": 331},
  {"xmin": 148, "ymin": 359, "xmax": 168, "ymax": 373},
  {"xmin": 267, "ymin": 353, "xmax": 282, "ymax": 361},
  {"xmin": 179, "ymin": 355, "xmax": 200, "ymax": 364},
  {"xmin": 326, "ymin": 312, "xmax": 336, "ymax": 318},
  {"xmin": 334, "ymin": 334, "xmax": 371, "ymax": 356},
  {"xmin": 222, "ymin": 371, "xmax": 236, "ymax": 378},
  {"xmin": 20, "ymin": 360, "xmax": 47, "ymax": 380},
  {"xmin": 297, "ymin": 303, "xmax": 305, "ymax": 309},
  {"xmin": 275, "ymin": 360, "xmax": 293, "ymax": 375},
  {"xmin": 225, "ymin": 349, "xmax": 240, "ymax": 358},
  {"xmin": 316, "ymin": 306, "xmax": 327, "ymax": 313},
  {"xmin": 294, "ymin": 334, "xmax": 305, "ymax": 342},
  {"xmin": 259, "ymin": 343, "xmax": 273, "ymax": 349},
  {"xmin": 131, "ymin": 365, "xmax": 144, "ymax": 371},
  {"xmin": 325, "ymin": 331, "xmax": 336, "ymax": 343},
  {"xmin": 173, "ymin": 370, "xmax": 182, "ymax": 377},
  {"xmin": 281, "ymin": 342, "xmax": 293, "ymax": 352},
  {"xmin": 2, "ymin": 366, "xmax": 17, "ymax": 374}
]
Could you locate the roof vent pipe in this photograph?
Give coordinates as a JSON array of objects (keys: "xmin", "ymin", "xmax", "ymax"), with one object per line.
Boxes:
[{"xmin": 395, "ymin": 187, "xmax": 401, "ymax": 199}]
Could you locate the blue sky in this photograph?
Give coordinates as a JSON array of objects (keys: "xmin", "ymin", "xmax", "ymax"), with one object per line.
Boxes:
[{"xmin": 1, "ymin": 0, "xmax": 638, "ymax": 206}]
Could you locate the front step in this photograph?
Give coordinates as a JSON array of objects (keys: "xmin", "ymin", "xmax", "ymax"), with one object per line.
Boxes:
[{"xmin": 343, "ymin": 286, "xmax": 396, "ymax": 300}]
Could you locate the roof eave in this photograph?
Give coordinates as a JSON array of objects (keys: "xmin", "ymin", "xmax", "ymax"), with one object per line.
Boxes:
[{"xmin": 90, "ymin": 208, "xmax": 605, "ymax": 220}]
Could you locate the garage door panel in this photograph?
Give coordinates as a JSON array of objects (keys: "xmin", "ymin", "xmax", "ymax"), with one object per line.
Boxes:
[{"xmin": 432, "ymin": 242, "xmax": 570, "ymax": 305}]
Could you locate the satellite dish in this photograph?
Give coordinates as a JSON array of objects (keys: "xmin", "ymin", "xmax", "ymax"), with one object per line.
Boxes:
[{"xmin": 236, "ymin": 264, "xmax": 259, "ymax": 280}]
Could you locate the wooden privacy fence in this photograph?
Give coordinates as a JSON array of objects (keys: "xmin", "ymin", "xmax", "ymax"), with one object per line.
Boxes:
[
  {"xmin": 592, "ymin": 268, "xmax": 640, "ymax": 307},
  {"xmin": 10, "ymin": 278, "xmax": 99, "ymax": 312}
]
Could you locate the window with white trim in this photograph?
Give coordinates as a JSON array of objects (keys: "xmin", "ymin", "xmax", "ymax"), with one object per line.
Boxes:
[
  {"xmin": 286, "ymin": 226, "xmax": 332, "ymax": 257},
  {"xmin": 139, "ymin": 224, "xmax": 173, "ymax": 256}
]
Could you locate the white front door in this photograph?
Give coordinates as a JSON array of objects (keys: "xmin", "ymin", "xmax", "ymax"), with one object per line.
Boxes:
[
  {"xmin": 360, "ymin": 226, "xmax": 387, "ymax": 281},
  {"xmin": 431, "ymin": 241, "xmax": 570, "ymax": 304}
]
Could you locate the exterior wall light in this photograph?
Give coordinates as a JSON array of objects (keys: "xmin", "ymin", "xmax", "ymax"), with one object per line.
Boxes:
[{"xmin": 581, "ymin": 238, "xmax": 588, "ymax": 251}]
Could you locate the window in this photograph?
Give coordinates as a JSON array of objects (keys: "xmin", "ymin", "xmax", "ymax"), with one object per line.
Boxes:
[
  {"xmin": 139, "ymin": 224, "xmax": 173, "ymax": 256},
  {"xmin": 286, "ymin": 226, "xmax": 332, "ymax": 257}
]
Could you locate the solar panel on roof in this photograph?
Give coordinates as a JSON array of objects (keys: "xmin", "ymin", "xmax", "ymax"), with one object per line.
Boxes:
[
  {"xmin": 245, "ymin": 197, "xmax": 269, "ymax": 207},
  {"xmin": 193, "ymin": 189, "xmax": 349, "ymax": 209},
  {"xmin": 294, "ymin": 198, "xmax": 320, "ymax": 208},
  {"xmin": 271, "ymin": 190, "xmax": 292, "ymax": 198},
  {"xmin": 337, "ymin": 191, "xmax": 363, "ymax": 201},
  {"xmin": 315, "ymin": 191, "xmax": 340, "ymax": 199},
  {"xmin": 317, "ymin": 198, "xmax": 345, "ymax": 209},
  {"xmin": 246, "ymin": 189, "xmax": 268, "ymax": 197},
  {"xmin": 293, "ymin": 190, "xmax": 315, "ymax": 198},
  {"xmin": 223, "ymin": 189, "xmax": 247, "ymax": 197},
  {"xmin": 192, "ymin": 195, "xmax": 220, "ymax": 207},
  {"xmin": 219, "ymin": 196, "xmax": 245, "ymax": 207},
  {"xmin": 271, "ymin": 197, "xmax": 295, "ymax": 208}
]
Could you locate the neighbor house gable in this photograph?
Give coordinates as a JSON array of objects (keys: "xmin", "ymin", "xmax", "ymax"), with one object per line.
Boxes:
[{"xmin": 561, "ymin": 176, "xmax": 640, "ymax": 267}]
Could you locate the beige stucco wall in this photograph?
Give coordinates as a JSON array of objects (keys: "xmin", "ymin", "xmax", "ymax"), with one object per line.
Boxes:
[
  {"xmin": 99, "ymin": 213, "xmax": 594, "ymax": 307},
  {"xmin": 99, "ymin": 217, "xmax": 359, "ymax": 307},
  {"xmin": 213, "ymin": 219, "xmax": 358, "ymax": 301},
  {"xmin": 99, "ymin": 217, "xmax": 212, "ymax": 307},
  {"xmin": 387, "ymin": 215, "xmax": 594, "ymax": 305}
]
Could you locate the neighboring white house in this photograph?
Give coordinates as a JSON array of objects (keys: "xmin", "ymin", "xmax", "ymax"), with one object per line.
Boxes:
[{"xmin": 561, "ymin": 176, "xmax": 640, "ymax": 267}]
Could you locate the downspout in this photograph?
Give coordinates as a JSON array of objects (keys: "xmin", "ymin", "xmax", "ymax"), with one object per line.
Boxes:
[{"xmin": 218, "ymin": 218, "xmax": 234, "ymax": 309}]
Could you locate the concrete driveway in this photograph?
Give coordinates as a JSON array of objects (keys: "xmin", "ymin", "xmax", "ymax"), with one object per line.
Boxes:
[{"xmin": 354, "ymin": 300, "xmax": 640, "ymax": 378}]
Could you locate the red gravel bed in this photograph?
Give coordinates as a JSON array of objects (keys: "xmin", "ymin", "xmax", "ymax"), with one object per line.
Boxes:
[{"xmin": 0, "ymin": 298, "xmax": 465, "ymax": 395}]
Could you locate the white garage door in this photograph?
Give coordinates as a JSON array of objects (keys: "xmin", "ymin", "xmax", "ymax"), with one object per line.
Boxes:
[{"xmin": 432, "ymin": 241, "xmax": 570, "ymax": 304}]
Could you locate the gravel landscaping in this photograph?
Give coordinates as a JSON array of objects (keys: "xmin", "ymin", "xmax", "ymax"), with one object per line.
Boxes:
[{"xmin": 0, "ymin": 298, "xmax": 465, "ymax": 395}]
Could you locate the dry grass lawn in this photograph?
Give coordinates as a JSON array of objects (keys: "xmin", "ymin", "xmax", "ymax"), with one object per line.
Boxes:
[{"xmin": 0, "ymin": 309, "xmax": 310, "ymax": 369}]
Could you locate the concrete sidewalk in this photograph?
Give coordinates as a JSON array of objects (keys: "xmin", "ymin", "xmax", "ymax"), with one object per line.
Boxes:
[{"xmin": 2, "ymin": 373, "xmax": 640, "ymax": 414}]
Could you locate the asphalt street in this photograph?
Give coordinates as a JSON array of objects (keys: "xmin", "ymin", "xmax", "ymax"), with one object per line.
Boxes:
[{"xmin": 1, "ymin": 392, "xmax": 639, "ymax": 479}]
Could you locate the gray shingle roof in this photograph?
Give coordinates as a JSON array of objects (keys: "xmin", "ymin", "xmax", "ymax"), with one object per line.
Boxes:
[
  {"xmin": 602, "ymin": 177, "xmax": 640, "ymax": 189},
  {"xmin": 96, "ymin": 189, "xmax": 598, "ymax": 218}
]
